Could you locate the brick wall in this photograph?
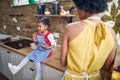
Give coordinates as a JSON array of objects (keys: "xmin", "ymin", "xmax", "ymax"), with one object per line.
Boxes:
[
  {"xmin": 0, "ymin": 0, "xmax": 78, "ymax": 45},
  {"xmin": 0, "ymin": 0, "xmax": 120, "ymax": 45}
]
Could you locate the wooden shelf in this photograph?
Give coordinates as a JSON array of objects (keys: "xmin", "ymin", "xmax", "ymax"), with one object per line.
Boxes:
[
  {"xmin": 35, "ymin": 14, "xmax": 76, "ymax": 23},
  {"xmin": 35, "ymin": 14, "xmax": 76, "ymax": 17}
]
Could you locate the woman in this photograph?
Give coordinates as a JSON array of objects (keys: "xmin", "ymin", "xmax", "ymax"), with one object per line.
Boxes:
[{"xmin": 60, "ymin": 0, "xmax": 117, "ymax": 80}]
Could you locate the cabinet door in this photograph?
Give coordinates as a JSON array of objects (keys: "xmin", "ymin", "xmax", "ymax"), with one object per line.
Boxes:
[
  {"xmin": 0, "ymin": 47, "xmax": 13, "ymax": 79},
  {"xmin": 9, "ymin": 51, "xmax": 24, "ymax": 80},
  {"xmin": 42, "ymin": 64, "xmax": 63, "ymax": 80},
  {"xmin": 0, "ymin": 46, "xmax": 36, "ymax": 80},
  {"xmin": 10, "ymin": 52, "xmax": 36, "ymax": 80},
  {"xmin": 0, "ymin": 46, "xmax": 3, "ymax": 73},
  {"xmin": 21, "ymin": 60, "xmax": 36, "ymax": 80},
  {"xmin": 0, "ymin": 47, "xmax": 24, "ymax": 80}
]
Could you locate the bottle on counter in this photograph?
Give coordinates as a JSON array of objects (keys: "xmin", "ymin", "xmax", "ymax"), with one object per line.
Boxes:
[
  {"xmin": 52, "ymin": 1, "xmax": 60, "ymax": 15},
  {"xmin": 37, "ymin": 3, "xmax": 46, "ymax": 14}
]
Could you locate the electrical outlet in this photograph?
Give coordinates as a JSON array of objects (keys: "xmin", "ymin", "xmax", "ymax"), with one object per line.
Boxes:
[
  {"xmin": 53, "ymin": 32, "xmax": 59, "ymax": 38},
  {"xmin": 16, "ymin": 26, "xmax": 21, "ymax": 31},
  {"xmin": 3, "ymin": 25, "xmax": 6, "ymax": 29},
  {"xmin": 11, "ymin": 4, "xmax": 13, "ymax": 7}
]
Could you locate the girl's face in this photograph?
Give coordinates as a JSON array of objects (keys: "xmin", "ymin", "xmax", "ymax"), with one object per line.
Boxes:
[{"xmin": 37, "ymin": 22, "xmax": 47, "ymax": 33}]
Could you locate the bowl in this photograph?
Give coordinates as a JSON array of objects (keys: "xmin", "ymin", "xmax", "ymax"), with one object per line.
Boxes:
[{"xmin": 45, "ymin": 11, "xmax": 50, "ymax": 15}]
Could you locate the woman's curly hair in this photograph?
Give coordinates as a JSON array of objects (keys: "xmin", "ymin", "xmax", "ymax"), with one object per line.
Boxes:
[{"xmin": 72, "ymin": 0, "xmax": 108, "ymax": 13}]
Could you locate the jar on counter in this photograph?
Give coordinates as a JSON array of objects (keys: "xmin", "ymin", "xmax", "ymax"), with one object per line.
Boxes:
[{"xmin": 45, "ymin": 8, "xmax": 50, "ymax": 15}]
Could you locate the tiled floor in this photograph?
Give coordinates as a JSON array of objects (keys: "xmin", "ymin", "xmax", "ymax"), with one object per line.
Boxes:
[{"xmin": 0, "ymin": 73, "xmax": 8, "ymax": 80}]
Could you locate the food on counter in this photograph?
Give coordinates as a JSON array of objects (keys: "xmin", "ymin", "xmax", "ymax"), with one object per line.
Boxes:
[{"xmin": 30, "ymin": 43, "xmax": 37, "ymax": 49}]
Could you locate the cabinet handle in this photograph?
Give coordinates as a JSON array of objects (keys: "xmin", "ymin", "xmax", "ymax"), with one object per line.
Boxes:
[
  {"xmin": 30, "ymin": 68, "xmax": 34, "ymax": 71},
  {"xmin": 7, "ymin": 51, "xmax": 11, "ymax": 54},
  {"xmin": 29, "ymin": 59, "xmax": 34, "ymax": 62}
]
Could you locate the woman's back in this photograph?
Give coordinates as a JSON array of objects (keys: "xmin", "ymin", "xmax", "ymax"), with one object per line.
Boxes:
[
  {"xmin": 64, "ymin": 19, "xmax": 115, "ymax": 80},
  {"xmin": 61, "ymin": 0, "xmax": 116, "ymax": 80}
]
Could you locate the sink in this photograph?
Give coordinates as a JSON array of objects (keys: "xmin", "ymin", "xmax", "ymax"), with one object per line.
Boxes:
[
  {"xmin": 0, "ymin": 34, "xmax": 12, "ymax": 42},
  {"xmin": 4, "ymin": 39, "xmax": 33, "ymax": 49},
  {"xmin": 0, "ymin": 34, "xmax": 12, "ymax": 40}
]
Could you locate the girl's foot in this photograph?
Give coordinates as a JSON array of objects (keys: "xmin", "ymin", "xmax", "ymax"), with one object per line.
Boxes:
[{"xmin": 8, "ymin": 63, "xmax": 19, "ymax": 75}]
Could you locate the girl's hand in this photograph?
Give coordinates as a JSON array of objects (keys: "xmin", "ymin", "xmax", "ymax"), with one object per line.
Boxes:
[
  {"xmin": 32, "ymin": 32, "xmax": 37, "ymax": 43},
  {"xmin": 40, "ymin": 44, "xmax": 47, "ymax": 49},
  {"xmin": 41, "ymin": 44, "xmax": 55, "ymax": 50}
]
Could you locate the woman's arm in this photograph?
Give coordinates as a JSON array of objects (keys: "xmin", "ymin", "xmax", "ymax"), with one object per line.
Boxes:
[
  {"xmin": 102, "ymin": 28, "xmax": 117, "ymax": 72},
  {"xmin": 101, "ymin": 28, "xmax": 117, "ymax": 80},
  {"xmin": 101, "ymin": 45, "xmax": 117, "ymax": 72},
  {"xmin": 101, "ymin": 46, "xmax": 117, "ymax": 80},
  {"xmin": 60, "ymin": 27, "xmax": 69, "ymax": 66}
]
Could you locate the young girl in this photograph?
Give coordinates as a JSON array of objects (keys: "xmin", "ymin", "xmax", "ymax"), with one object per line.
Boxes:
[{"xmin": 8, "ymin": 17, "xmax": 56, "ymax": 80}]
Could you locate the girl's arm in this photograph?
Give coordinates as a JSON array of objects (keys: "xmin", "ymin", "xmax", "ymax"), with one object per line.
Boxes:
[
  {"xmin": 32, "ymin": 32, "xmax": 37, "ymax": 44},
  {"xmin": 40, "ymin": 45, "xmax": 55, "ymax": 49}
]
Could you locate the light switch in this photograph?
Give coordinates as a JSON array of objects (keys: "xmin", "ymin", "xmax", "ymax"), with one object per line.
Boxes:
[{"xmin": 3, "ymin": 25, "xmax": 6, "ymax": 29}]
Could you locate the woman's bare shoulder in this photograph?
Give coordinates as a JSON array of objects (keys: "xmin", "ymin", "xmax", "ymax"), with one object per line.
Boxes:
[
  {"xmin": 66, "ymin": 21, "xmax": 86, "ymax": 30},
  {"xmin": 65, "ymin": 21, "xmax": 87, "ymax": 34},
  {"xmin": 64, "ymin": 21, "xmax": 88, "ymax": 41}
]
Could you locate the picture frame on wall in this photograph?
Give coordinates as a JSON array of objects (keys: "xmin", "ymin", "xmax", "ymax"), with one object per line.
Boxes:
[
  {"xmin": 12, "ymin": 0, "xmax": 29, "ymax": 6},
  {"xmin": 12, "ymin": 0, "xmax": 57, "ymax": 6}
]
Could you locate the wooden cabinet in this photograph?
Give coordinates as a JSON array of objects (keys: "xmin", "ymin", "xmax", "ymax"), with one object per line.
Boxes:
[
  {"xmin": 0, "ymin": 46, "xmax": 4, "ymax": 73},
  {"xmin": 0, "ymin": 46, "xmax": 36, "ymax": 80},
  {"xmin": 0, "ymin": 47, "xmax": 24, "ymax": 80},
  {"xmin": 9, "ymin": 51, "xmax": 24, "ymax": 80},
  {"xmin": 21, "ymin": 60, "xmax": 36, "ymax": 80},
  {"xmin": 0, "ymin": 46, "xmax": 63, "ymax": 80},
  {"xmin": 0, "ymin": 47, "xmax": 14, "ymax": 79},
  {"xmin": 42, "ymin": 64, "xmax": 63, "ymax": 80}
]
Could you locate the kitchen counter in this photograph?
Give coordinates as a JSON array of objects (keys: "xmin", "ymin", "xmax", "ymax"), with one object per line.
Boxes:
[
  {"xmin": 0, "ymin": 41, "xmax": 65, "ymax": 72},
  {"xmin": 42, "ymin": 51, "xmax": 65, "ymax": 72},
  {"xmin": 0, "ymin": 42, "xmax": 32, "ymax": 56},
  {"xmin": 0, "ymin": 35, "xmax": 119, "ymax": 73}
]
